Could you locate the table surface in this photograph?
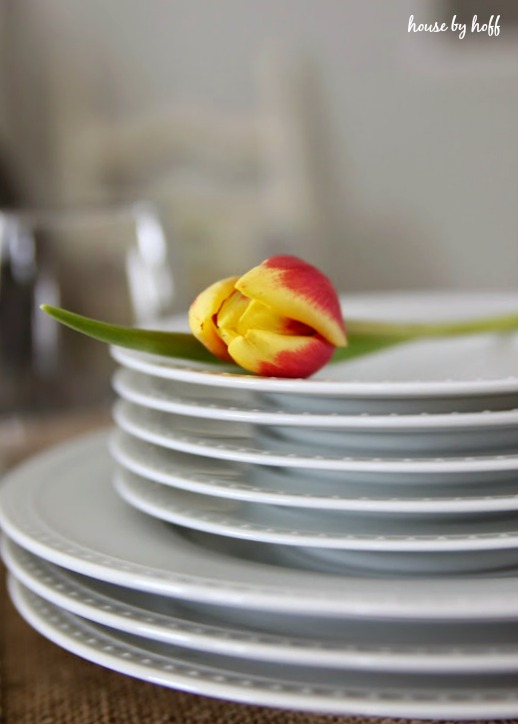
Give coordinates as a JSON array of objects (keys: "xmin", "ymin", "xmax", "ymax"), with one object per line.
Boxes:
[{"xmin": 0, "ymin": 410, "xmax": 508, "ymax": 723}]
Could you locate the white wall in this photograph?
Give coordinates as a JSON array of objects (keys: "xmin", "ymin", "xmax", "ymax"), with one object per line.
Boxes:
[{"xmin": 2, "ymin": 0, "xmax": 517, "ymax": 294}]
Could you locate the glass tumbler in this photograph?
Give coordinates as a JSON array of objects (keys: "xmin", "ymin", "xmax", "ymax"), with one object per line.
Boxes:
[{"xmin": 0, "ymin": 202, "xmax": 177, "ymax": 419}]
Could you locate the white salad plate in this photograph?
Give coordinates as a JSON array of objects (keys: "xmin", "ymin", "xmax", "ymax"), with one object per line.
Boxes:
[
  {"xmin": 7, "ymin": 432, "xmax": 518, "ymax": 618},
  {"xmin": 113, "ymin": 401, "xmax": 518, "ymax": 474},
  {"xmin": 110, "ymin": 432, "xmax": 518, "ymax": 512},
  {"xmin": 11, "ymin": 537, "xmax": 518, "ymax": 673},
  {"xmin": 113, "ymin": 467, "xmax": 518, "ymax": 552},
  {"xmin": 112, "ymin": 368, "xmax": 518, "ymax": 430},
  {"xmin": 252, "ymin": 422, "xmax": 518, "ymax": 457},
  {"xmin": 113, "ymin": 376, "xmax": 518, "ymax": 456},
  {"xmin": 114, "ymin": 466, "xmax": 518, "ymax": 575},
  {"xmin": 111, "ymin": 291, "xmax": 518, "ymax": 400},
  {"xmin": 14, "ymin": 581, "xmax": 518, "ymax": 721}
]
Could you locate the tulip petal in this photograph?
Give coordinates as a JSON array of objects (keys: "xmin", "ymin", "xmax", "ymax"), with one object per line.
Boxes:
[
  {"xmin": 227, "ymin": 329, "xmax": 335, "ymax": 378},
  {"xmin": 235, "ymin": 255, "xmax": 346, "ymax": 347},
  {"xmin": 216, "ymin": 290, "xmax": 250, "ymax": 346},
  {"xmin": 238, "ymin": 300, "xmax": 313, "ymax": 337},
  {"xmin": 188, "ymin": 276, "xmax": 239, "ymax": 362}
]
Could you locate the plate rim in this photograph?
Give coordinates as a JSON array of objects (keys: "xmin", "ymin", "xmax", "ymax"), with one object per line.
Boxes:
[
  {"xmin": 112, "ymin": 368, "xmax": 518, "ymax": 430},
  {"xmin": 112, "ymin": 344, "xmax": 518, "ymax": 398},
  {"xmin": 114, "ymin": 468, "xmax": 518, "ymax": 552},
  {"xmin": 110, "ymin": 431, "xmax": 518, "ymax": 514},
  {"xmin": 114, "ymin": 401, "xmax": 518, "ymax": 474}
]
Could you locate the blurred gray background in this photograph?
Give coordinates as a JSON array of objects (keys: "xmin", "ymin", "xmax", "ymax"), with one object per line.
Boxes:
[{"xmin": 0, "ymin": 0, "xmax": 517, "ymax": 299}]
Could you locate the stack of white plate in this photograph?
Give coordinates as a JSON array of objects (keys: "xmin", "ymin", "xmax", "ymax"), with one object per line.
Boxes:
[{"xmin": 4, "ymin": 291, "xmax": 518, "ymax": 719}]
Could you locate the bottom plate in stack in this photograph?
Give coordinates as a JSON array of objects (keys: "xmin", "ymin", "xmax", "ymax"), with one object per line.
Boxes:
[
  {"xmin": 5, "ymin": 432, "xmax": 518, "ymax": 718},
  {"xmin": 13, "ymin": 577, "xmax": 518, "ymax": 720},
  {"xmin": 8, "ymin": 536, "xmax": 518, "ymax": 674}
]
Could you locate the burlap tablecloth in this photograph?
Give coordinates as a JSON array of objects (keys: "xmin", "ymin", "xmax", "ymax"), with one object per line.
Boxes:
[{"xmin": 0, "ymin": 411, "xmax": 515, "ymax": 723}]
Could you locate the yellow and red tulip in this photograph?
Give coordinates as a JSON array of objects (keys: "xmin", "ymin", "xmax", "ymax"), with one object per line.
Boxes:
[
  {"xmin": 188, "ymin": 255, "xmax": 347, "ymax": 377},
  {"xmin": 41, "ymin": 254, "xmax": 518, "ymax": 379}
]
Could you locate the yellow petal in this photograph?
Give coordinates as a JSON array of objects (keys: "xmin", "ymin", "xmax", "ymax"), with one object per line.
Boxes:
[
  {"xmin": 188, "ymin": 276, "xmax": 239, "ymax": 361},
  {"xmin": 236, "ymin": 256, "xmax": 346, "ymax": 347},
  {"xmin": 237, "ymin": 300, "xmax": 312, "ymax": 336},
  {"xmin": 217, "ymin": 290, "xmax": 250, "ymax": 345},
  {"xmin": 227, "ymin": 329, "xmax": 335, "ymax": 377}
]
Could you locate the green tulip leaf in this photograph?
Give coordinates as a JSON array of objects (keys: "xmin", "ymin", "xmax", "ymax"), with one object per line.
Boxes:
[
  {"xmin": 330, "ymin": 335, "xmax": 405, "ymax": 364},
  {"xmin": 41, "ymin": 304, "xmax": 518, "ymax": 375},
  {"xmin": 41, "ymin": 305, "xmax": 227, "ymax": 366}
]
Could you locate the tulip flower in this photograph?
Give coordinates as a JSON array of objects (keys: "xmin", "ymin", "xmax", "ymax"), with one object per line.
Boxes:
[
  {"xmin": 188, "ymin": 255, "xmax": 346, "ymax": 377},
  {"xmin": 41, "ymin": 254, "xmax": 518, "ymax": 379}
]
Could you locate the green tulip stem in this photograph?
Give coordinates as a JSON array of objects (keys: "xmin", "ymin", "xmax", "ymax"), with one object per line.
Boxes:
[
  {"xmin": 332, "ymin": 313, "xmax": 518, "ymax": 364},
  {"xmin": 346, "ymin": 312, "xmax": 518, "ymax": 340},
  {"xmin": 41, "ymin": 304, "xmax": 518, "ymax": 369}
]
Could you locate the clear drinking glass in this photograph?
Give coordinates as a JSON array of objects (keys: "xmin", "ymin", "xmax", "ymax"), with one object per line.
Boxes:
[{"xmin": 0, "ymin": 202, "xmax": 176, "ymax": 428}]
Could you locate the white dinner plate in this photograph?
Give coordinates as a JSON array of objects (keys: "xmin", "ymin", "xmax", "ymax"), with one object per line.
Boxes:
[
  {"xmin": 111, "ymin": 292, "xmax": 518, "ymax": 399},
  {"xmin": 12, "ymin": 537, "xmax": 518, "ymax": 673},
  {"xmin": 6, "ymin": 431, "xmax": 518, "ymax": 618},
  {"xmin": 112, "ymin": 368, "xmax": 518, "ymax": 430},
  {"xmin": 110, "ymin": 431, "xmax": 518, "ymax": 512},
  {"xmin": 14, "ymin": 579, "xmax": 518, "ymax": 719},
  {"xmin": 113, "ymin": 401, "xmax": 518, "ymax": 474}
]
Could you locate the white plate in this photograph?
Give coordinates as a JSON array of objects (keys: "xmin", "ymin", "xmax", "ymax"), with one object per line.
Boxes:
[
  {"xmin": 112, "ymin": 292, "xmax": 518, "ymax": 398},
  {"xmin": 6, "ymin": 431, "xmax": 518, "ymax": 619},
  {"xmin": 113, "ymin": 468, "xmax": 518, "ymax": 553},
  {"xmin": 110, "ymin": 431, "xmax": 518, "ymax": 513},
  {"xmin": 112, "ymin": 366, "xmax": 518, "ymax": 453},
  {"xmin": 252, "ymin": 422, "xmax": 518, "ymax": 457},
  {"xmin": 113, "ymin": 401, "xmax": 518, "ymax": 474},
  {"xmin": 14, "ymin": 580, "xmax": 518, "ymax": 720},
  {"xmin": 113, "ymin": 368, "xmax": 518, "ymax": 430},
  {"xmin": 12, "ymin": 537, "xmax": 518, "ymax": 673}
]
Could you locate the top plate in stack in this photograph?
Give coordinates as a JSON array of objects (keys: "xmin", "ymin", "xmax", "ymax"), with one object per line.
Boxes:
[{"xmin": 111, "ymin": 291, "xmax": 518, "ymax": 415}]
